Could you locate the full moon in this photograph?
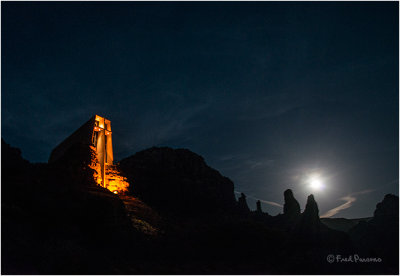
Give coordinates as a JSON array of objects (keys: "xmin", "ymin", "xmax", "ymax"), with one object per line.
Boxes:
[{"xmin": 308, "ymin": 175, "xmax": 325, "ymax": 191}]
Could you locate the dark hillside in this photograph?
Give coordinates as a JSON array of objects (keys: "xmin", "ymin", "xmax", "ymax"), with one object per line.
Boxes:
[
  {"xmin": 2, "ymin": 140, "xmax": 139, "ymax": 274},
  {"xmin": 1, "ymin": 140, "xmax": 398, "ymax": 274},
  {"xmin": 119, "ymin": 147, "xmax": 237, "ymax": 216}
]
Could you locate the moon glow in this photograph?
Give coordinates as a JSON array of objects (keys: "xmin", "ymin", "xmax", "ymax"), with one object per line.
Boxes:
[{"xmin": 308, "ymin": 175, "xmax": 325, "ymax": 191}]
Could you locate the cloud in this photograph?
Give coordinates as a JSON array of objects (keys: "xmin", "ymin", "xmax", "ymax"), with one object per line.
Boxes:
[
  {"xmin": 234, "ymin": 191, "xmax": 283, "ymax": 208},
  {"xmin": 238, "ymin": 99, "xmax": 302, "ymax": 121},
  {"xmin": 321, "ymin": 189, "xmax": 375, "ymax": 218},
  {"xmin": 320, "ymin": 196, "xmax": 356, "ymax": 218},
  {"xmin": 121, "ymin": 101, "xmax": 212, "ymax": 153}
]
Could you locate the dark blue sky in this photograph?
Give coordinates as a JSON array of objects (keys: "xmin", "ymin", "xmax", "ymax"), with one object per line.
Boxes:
[{"xmin": 2, "ymin": 2, "xmax": 398, "ymax": 218}]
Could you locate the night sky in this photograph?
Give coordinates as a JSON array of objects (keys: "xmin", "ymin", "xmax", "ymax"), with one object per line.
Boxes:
[{"xmin": 2, "ymin": 2, "xmax": 398, "ymax": 218}]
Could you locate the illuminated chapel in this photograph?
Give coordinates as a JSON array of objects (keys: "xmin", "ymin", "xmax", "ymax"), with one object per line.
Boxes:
[{"xmin": 49, "ymin": 115, "xmax": 129, "ymax": 194}]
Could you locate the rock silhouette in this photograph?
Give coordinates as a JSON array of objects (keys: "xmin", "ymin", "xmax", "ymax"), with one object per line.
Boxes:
[
  {"xmin": 349, "ymin": 194, "xmax": 399, "ymax": 273},
  {"xmin": 302, "ymin": 194, "xmax": 320, "ymax": 224},
  {"xmin": 373, "ymin": 193, "xmax": 398, "ymax": 224},
  {"xmin": 237, "ymin": 192, "xmax": 250, "ymax": 213},
  {"xmin": 2, "ymin": 139, "xmax": 30, "ymax": 169},
  {"xmin": 295, "ymin": 194, "xmax": 323, "ymax": 238},
  {"xmin": 283, "ymin": 189, "xmax": 301, "ymax": 219},
  {"xmin": 256, "ymin": 200, "xmax": 262, "ymax": 213},
  {"xmin": 119, "ymin": 147, "xmax": 236, "ymax": 216}
]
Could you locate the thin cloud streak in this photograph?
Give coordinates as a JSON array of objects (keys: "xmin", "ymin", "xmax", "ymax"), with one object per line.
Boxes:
[
  {"xmin": 321, "ymin": 189, "xmax": 375, "ymax": 218},
  {"xmin": 234, "ymin": 191, "xmax": 283, "ymax": 208},
  {"xmin": 321, "ymin": 196, "xmax": 356, "ymax": 218}
]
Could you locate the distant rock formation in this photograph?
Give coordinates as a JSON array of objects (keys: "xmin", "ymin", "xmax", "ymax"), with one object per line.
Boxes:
[
  {"xmin": 283, "ymin": 189, "xmax": 300, "ymax": 219},
  {"xmin": 302, "ymin": 194, "xmax": 319, "ymax": 225},
  {"xmin": 256, "ymin": 200, "xmax": 262, "ymax": 213},
  {"xmin": 268, "ymin": 189, "xmax": 300, "ymax": 230},
  {"xmin": 238, "ymin": 193, "xmax": 250, "ymax": 213},
  {"xmin": 119, "ymin": 147, "xmax": 237, "ymax": 216},
  {"xmin": 251, "ymin": 199, "xmax": 271, "ymax": 221},
  {"xmin": 2, "ymin": 139, "xmax": 34, "ymax": 198},
  {"xmin": 349, "ymin": 194, "xmax": 399, "ymax": 271},
  {"xmin": 373, "ymin": 193, "xmax": 398, "ymax": 224},
  {"xmin": 293, "ymin": 194, "xmax": 324, "ymax": 243}
]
